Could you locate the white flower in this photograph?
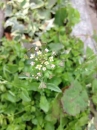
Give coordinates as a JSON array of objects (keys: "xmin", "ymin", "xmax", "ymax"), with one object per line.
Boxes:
[
  {"xmin": 44, "ymin": 61, "xmax": 49, "ymax": 65},
  {"xmin": 35, "ymin": 65, "xmax": 42, "ymax": 70},
  {"xmin": 65, "ymin": 49, "xmax": 71, "ymax": 54},
  {"xmin": 37, "ymin": 51, "xmax": 42, "ymax": 55},
  {"xmin": 37, "ymin": 72, "xmax": 41, "ymax": 77},
  {"xmin": 52, "ymin": 51, "xmax": 56, "ymax": 55},
  {"xmin": 88, "ymin": 118, "xmax": 94, "ymax": 128},
  {"xmin": 45, "ymin": 48, "xmax": 49, "ymax": 52},
  {"xmin": 30, "ymin": 61, "xmax": 35, "ymax": 66},
  {"xmin": 35, "ymin": 47, "xmax": 38, "ymax": 51},
  {"xmin": 49, "ymin": 56, "xmax": 54, "ymax": 62},
  {"xmin": 30, "ymin": 54, "xmax": 35, "ymax": 59},
  {"xmin": 35, "ymin": 58, "xmax": 38, "ymax": 61},
  {"xmin": 42, "ymin": 67, "xmax": 46, "ymax": 71},
  {"xmin": 51, "ymin": 64, "xmax": 55, "ymax": 68},
  {"xmin": 36, "ymin": 76, "xmax": 39, "ymax": 80}
]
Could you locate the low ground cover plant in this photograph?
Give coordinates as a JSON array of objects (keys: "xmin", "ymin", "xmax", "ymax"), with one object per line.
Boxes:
[{"xmin": 0, "ymin": 0, "xmax": 97, "ymax": 130}]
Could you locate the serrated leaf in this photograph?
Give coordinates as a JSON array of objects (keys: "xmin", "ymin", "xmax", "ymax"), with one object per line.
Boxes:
[
  {"xmin": 61, "ymin": 80, "xmax": 88, "ymax": 116},
  {"xmin": 47, "ymin": 83, "xmax": 62, "ymax": 93},
  {"xmin": 39, "ymin": 95, "xmax": 49, "ymax": 113}
]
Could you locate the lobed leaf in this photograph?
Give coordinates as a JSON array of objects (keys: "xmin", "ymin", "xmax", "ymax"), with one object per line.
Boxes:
[{"xmin": 61, "ymin": 80, "xmax": 88, "ymax": 116}]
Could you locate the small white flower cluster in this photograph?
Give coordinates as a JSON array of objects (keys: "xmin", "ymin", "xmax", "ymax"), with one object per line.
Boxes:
[{"xmin": 30, "ymin": 47, "xmax": 56, "ymax": 80}]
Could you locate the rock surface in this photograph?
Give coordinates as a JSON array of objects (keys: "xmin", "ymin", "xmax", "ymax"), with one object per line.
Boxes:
[
  {"xmin": 0, "ymin": 10, "xmax": 4, "ymax": 39},
  {"xmin": 71, "ymin": 0, "xmax": 97, "ymax": 52},
  {"xmin": 85, "ymin": 0, "xmax": 97, "ymax": 31}
]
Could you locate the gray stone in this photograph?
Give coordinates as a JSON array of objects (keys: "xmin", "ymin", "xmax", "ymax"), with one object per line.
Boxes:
[
  {"xmin": 0, "ymin": 10, "xmax": 4, "ymax": 39},
  {"xmin": 71, "ymin": 0, "xmax": 97, "ymax": 52}
]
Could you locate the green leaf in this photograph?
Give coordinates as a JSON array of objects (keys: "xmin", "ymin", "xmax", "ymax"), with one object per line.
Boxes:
[
  {"xmin": 7, "ymin": 124, "xmax": 19, "ymax": 130},
  {"xmin": 6, "ymin": 64, "xmax": 18, "ymax": 73},
  {"xmin": 38, "ymin": 9, "xmax": 51, "ymax": 20},
  {"xmin": 4, "ymin": 17, "xmax": 25, "ymax": 33},
  {"xmin": 45, "ymin": 113, "xmax": 56, "ymax": 122},
  {"xmin": 57, "ymin": 125, "xmax": 63, "ymax": 130},
  {"xmin": 51, "ymin": 96, "xmax": 61, "ymax": 119},
  {"xmin": 61, "ymin": 80, "xmax": 88, "ymax": 116},
  {"xmin": 20, "ymin": 0, "xmax": 27, "ymax": 7},
  {"xmin": 54, "ymin": 8, "xmax": 67, "ymax": 26},
  {"xmin": 28, "ymin": 82, "xmax": 39, "ymax": 91},
  {"xmin": 48, "ymin": 43, "xmax": 64, "ymax": 52},
  {"xmin": 37, "ymin": 114, "xmax": 44, "ymax": 126},
  {"xmin": 2, "ymin": 91, "xmax": 16, "ymax": 103},
  {"xmin": 92, "ymin": 93, "xmax": 97, "ymax": 105},
  {"xmin": 49, "ymin": 77, "xmax": 62, "ymax": 86},
  {"xmin": 75, "ymin": 113, "xmax": 89, "ymax": 127},
  {"xmin": 5, "ymin": 5, "xmax": 13, "ymax": 17},
  {"xmin": 20, "ymin": 89, "xmax": 31, "ymax": 102},
  {"xmin": 47, "ymin": 83, "xmax": 62, "ymax": 93},
  {"xmin": 86, "ymin": 47, "xmax": 95, "ymax": 58},
  {"xmin": 62, "ymin": 72, "xmax": 73, "ymax": 84},
  {"xmin": 92, "ymin": 79, "xmax": 97, "ymax": 93},
  {"xmin": 67, "ymin": 6, "xmax": 80, "ymax": 26},
  {"xmin": 30, "ymin": 1, "xmax": 44, "ymax": 10},
  {"xmin": 45, "ymin": 122, "xmax": 55, "ymax": 130},
  {"xmin": 39, "ymin": 95, "xmax": 49, "ymax": 113},
  {"xmin": 93, "ymin": 31, "xmax": 97, "ymax": 45},
  {"xmin": 46, "ymin": 0, "xmax": 57, "ymax": 8}
]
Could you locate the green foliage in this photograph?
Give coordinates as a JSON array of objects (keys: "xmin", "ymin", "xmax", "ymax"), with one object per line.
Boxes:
[
  {"xmin": 61, "ymin": 80, "xmax": 88, "ymax": 116},
  {"xmin": 1, "ymin": 0, "xmax": 97, "ymax": 129},
  {"xmin": 54, "ymin": 8, "xmax": 68, "ymax": 26},
  {"xmin": 4, "ymin": 0, "xmax": 69, "ymax": 40},
  {"xmin": 54, "ymin": 6, "xmax": 80, "ymax": 27},
  {"xmin": 39, "ymin": 95, "xmax": 49, "ymax": 113}
]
